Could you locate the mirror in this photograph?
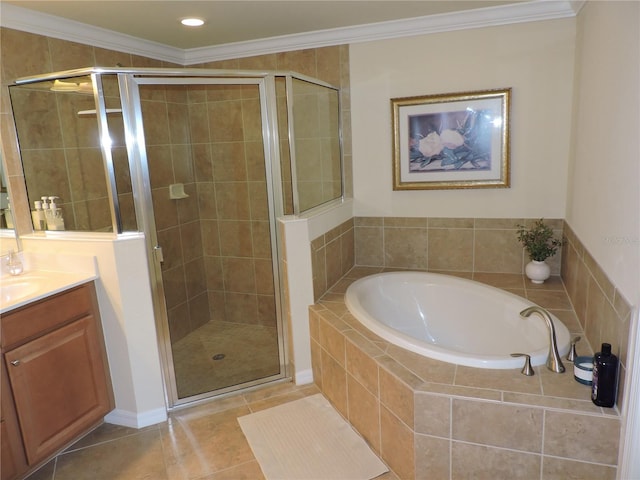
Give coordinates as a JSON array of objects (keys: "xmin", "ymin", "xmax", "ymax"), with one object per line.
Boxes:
[
  {"xmin": 0, "ymin": 148, "xmax": 20, "ymax": 256},
  {"xmin": 8, "ymin": 75, "xmax": 136, "ymax": 233}
]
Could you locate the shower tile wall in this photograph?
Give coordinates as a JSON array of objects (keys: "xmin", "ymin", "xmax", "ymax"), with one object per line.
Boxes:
[
  {"xmin": 142, "ymin": 84, "xmax": 209, "ymax": 342},
  {"xmin": 1, "ymin": 30, "xmax": 354, "ymax": 388},
  {"xmin": 189, "ymin": 83, "xmax": 276, "ymax": 332},
  {"xmin": 195, "ymin": 45, "xmax": 352, "ymax": 203},
  {"xmin": 276, "ymin": 78, "xmax": 294, "ymax": 214},
  {"xmin": 291, "ymin": 80, "xmax": 342, "ymax": 212},
  {"xmin": 6, "ymin": 80, "xmax": 133, "ymax": 232},
  {"xmin": 1, "ymin": 26, "xmax": 353, "ymax": 244},
  {"xmin": 0, "ymin": 28, "xmax": 138, "ymax": 234},
  {"xmin": 143, "ymin": 81, "xmax": 279, "ymax": 343}
]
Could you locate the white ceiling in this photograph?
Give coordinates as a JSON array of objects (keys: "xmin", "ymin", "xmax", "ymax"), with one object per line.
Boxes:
[
  {"xmin": 1, "ymin": 1, "xmax": 582, "ymax": 64},
  {"xmin": 3, "ymin": 1, "xmax": 524, "ymax": 49}
]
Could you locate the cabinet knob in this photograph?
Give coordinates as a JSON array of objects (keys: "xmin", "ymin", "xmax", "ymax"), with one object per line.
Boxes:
[{"xmin": 10, "ymin": 360, "xmax": 20, "ymax": 366}]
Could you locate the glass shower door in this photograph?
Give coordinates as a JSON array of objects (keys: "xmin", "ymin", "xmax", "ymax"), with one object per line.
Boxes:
[{"xmin": 134, "ymin": 77, "xmax": 285, "ymax": 405}]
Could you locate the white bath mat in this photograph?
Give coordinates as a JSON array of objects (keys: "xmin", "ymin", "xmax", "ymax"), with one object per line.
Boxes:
[{"xmin": 238, "ymin": 394, "xmax": 388, "ymax": 480}]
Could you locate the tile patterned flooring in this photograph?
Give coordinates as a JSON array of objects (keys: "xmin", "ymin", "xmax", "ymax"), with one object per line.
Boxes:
[{"xmin": 26, "ymin": 382, "xmax": 397, "ymax": 480}]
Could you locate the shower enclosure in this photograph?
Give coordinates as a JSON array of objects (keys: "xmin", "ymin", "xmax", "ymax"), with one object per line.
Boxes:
[{"xmin": 8, "ymin": 67, "xmax": 343, "ymax": 408}]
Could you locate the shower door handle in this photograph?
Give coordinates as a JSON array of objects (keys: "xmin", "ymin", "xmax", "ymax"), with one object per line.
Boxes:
[{"xmin": 154, "ymin": 245, "xmax": 164, "ymax": 264}]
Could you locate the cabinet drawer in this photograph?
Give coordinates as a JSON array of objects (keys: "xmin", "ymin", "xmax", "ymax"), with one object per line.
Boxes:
[{"xmin": 1, "ymin": 283, "xmax": 95, "ymax": 350}]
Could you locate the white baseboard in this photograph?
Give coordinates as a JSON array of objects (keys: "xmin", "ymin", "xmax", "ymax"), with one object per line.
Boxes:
[
  {"xmin": 104, "ymin": 407, "xmax": 167, "ymax": 429},
  {"xmin": 295, "ymin": 369, "xmax": 314, "ymax": 385}
]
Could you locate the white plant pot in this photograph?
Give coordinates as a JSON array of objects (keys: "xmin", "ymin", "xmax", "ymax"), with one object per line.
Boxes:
[{"xmin": 525, "ymin": 260, "xmax": 551, "ymax": 284}]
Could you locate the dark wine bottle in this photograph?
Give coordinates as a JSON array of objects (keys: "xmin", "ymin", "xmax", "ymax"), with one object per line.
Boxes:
[{"xmin": 591, "ymin": 343, "xmax": 618, "ymax": 407}]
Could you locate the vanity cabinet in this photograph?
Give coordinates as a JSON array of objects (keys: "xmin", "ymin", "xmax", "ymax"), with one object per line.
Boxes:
[
  {"xmin": 1, "ymin": 358, "xmax": 28, "ymax": 480},
  {"xmin": 1, "ymin": 282, "xmax": 114, "ymax": 479}
]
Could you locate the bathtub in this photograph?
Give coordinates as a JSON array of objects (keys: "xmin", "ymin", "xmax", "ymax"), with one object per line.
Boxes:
[{"xmin": 345, "ymin": 271, "xmax": 571, "ymax": 369}]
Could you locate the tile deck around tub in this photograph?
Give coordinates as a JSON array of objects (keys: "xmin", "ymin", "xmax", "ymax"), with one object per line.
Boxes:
[{"xmin": 310, "ymin": 267, "xmax": 620, "ymax": 480}]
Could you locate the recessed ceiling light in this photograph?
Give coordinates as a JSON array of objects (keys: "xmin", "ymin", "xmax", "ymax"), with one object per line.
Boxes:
[{"xmin": 181, "ymin": 18, "xmax": 205, "ymax": 27}]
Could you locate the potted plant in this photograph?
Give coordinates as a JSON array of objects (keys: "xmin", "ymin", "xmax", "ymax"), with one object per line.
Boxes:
[{"xmin": 516, "ymin": 219, "xmax": 564, "ymax": 284}]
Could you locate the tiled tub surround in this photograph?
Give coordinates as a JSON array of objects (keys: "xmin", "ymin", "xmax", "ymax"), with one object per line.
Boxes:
[
  {"xmin": 348, "ymin": 216, "xmax": 631, "ymax": 406},
  {"xmin": 311, "ymin": 218, "xmax": 355, "ymax": 301},
  {"xmin": 353, "ymin": 217, "xmax": 564, "ymax": 275},
  {"xmin": 561, "ymin": 221, "xmax": 633, "ymax": 412},
  {"xmin": 310, "ymin": 268, "xmax": 621, "ymax": 480}
]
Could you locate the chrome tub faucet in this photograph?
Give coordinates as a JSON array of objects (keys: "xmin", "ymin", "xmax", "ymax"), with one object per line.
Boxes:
[{"xmin": 520, "ymin": 306, "xmax": 565, "ymax": 373}]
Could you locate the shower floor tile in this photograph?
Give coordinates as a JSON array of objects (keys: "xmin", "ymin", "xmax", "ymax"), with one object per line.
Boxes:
[{"xmin": 172, "ymin": 320, "xmax": 281, "ymax": 398}]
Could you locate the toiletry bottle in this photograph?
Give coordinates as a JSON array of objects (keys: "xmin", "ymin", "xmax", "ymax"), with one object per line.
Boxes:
[
  {"xmin": 4, "ymin": 203, "xmax": 14, "ymax": 228},
  {"xmin": 31, "ymin": 200, "xmax": 46, "ymax": 230},
  {"xmin": 591, "ymin": 343, "xmax": 618, "ymax": 407},
  {"xmin": 41, "ymin": 196, "xmax": 50, "ymax": 228},
  {"xmin": 46, "ymin": 196, "xmax": 65, "ymax": 231}
]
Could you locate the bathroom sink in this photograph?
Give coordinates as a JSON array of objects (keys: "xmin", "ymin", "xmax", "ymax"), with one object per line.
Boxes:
[
  {"xmin": 0, "ymin": 271, "xmax": 97, "ymax": 314},
  {"xmin": 1, "ymin": 274, "xmax": 58, "ymax": 305},
  {"xmin": 0, "ymin": 280, "xmax": 41, "ymax": 303}
]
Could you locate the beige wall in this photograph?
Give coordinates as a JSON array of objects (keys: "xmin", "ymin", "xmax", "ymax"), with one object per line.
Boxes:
[
  {"xmin": 349, "ymin": 18, "xmax": 575, "ymax": 218},
  {"xmin": 566, "ymin": 1, "xmax": 640, "ymax": 305}
]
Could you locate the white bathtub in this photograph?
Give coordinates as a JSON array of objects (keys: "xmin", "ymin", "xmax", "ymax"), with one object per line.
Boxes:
[{"xmin": 345, "ymin": 271, "xmax": 571, "ymax": 369}]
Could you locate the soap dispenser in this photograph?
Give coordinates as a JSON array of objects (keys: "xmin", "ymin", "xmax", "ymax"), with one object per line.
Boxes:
[
  {"xmin": 45, "ymin": 196, "xmax": 65, "ymax": 231},
  {"xmin": 41, "ymin": 196, "xmax": 50, "ymax": 225},
  {"xmin": 4, "ymin": 203, "xmax": 14, "ymax": 228},
  {"xmin": 31, "ymin": 200, "xmax": 46, "ymax": 230}
]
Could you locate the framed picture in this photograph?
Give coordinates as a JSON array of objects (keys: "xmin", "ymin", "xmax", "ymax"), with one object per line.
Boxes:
[{"xmin": 392, "ymin": 88, "xmax": 511, "ymax": 190}]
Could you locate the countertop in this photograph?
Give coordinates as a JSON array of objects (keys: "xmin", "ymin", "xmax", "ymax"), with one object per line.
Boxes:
[{"xmin": 0, "ymin": 270, "xmax": 98, "ymax": 314}]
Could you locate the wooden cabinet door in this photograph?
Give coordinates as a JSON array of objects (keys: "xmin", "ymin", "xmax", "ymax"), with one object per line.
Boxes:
[
  {"xmin": 1, "ymin": 359, "xmax": 28, "ymax": 480},
  {"xmin": 4, "ymin": 315, "xmax": 112, "ymax": 465}
]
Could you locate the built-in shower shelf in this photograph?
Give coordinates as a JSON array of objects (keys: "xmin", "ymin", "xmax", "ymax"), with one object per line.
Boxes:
[{"xmin": 169, "ymin": 183, "xmax": 189, "ymax": 199}]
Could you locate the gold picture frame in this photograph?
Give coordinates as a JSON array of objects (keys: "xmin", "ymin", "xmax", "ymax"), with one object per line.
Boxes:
[{"xmin": 392, "ymin": 88, "xmax": 511, "ymax": 190}]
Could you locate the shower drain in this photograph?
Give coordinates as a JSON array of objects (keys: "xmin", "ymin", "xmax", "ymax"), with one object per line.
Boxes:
[{"xmin": 212, "ymin": 354, "xmax": 226, "ymax": 361}]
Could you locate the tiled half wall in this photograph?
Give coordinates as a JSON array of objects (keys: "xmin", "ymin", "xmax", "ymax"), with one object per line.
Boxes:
[
  {"xmin": 561, "ymin": 222, "xmax": 633, "ymax": 410},
  {"xmin": 309, "ymin": 296, "xmax": 621, "ymax": 480}
]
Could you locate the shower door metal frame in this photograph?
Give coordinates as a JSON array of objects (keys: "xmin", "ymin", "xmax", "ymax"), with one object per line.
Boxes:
[{"xmin": 118, "ymin": 71, "xmax": 289, "ymax": 409}]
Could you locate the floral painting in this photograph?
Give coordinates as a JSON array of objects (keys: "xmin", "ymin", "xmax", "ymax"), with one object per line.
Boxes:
[{"xmin": 392, "ymin": 88, "xmax": 511, "ymax": 190}]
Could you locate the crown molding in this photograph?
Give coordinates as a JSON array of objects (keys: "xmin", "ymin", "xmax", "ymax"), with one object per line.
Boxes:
[
  {"xmin": 0, "ymin": 3, "xmax": 184, "ymax": 64},
  {"xmin": 184, "ymin": 1, "xmax": 579, "ymax": 64},
  {"xmin": 1, "ymin": 1, "xmax": 579, "ymax": 66}
]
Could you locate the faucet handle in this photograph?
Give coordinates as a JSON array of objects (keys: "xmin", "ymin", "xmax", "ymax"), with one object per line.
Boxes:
[
  {"xmin": 511, "ymin": 353, "xmax": 535, "ymax": 376},
  {"xmin": 566, "ymin": 336, "xmax": 581, "ymax": 362}
]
